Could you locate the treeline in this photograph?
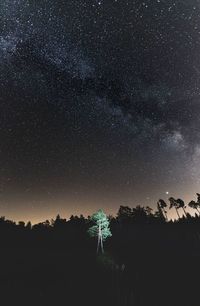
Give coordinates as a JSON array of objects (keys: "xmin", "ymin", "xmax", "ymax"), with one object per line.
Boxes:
[{"xmin": 0, "ymin": 193, "xmax": 200, "ymax": 232}]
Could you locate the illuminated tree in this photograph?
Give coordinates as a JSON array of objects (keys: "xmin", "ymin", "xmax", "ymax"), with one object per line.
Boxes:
[{"xmin": 88, "ymin": 209, "xmax": 112, "ymax": 254}]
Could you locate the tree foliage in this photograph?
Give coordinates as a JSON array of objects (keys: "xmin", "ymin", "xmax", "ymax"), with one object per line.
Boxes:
[{"xmin": 88, "ymin": 209, "xmax": 112, "ymax": 241}]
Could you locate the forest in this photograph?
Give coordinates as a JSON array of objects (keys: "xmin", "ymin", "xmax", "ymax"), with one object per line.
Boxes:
[{"xmin": 1, "ymin": 194, "xmax": 200, "ymax": 306}]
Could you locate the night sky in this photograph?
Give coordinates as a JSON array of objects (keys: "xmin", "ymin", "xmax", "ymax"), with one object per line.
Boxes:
[{"xmin": 0, "ymin": 0, "xmax": 200, "ymax": 223}]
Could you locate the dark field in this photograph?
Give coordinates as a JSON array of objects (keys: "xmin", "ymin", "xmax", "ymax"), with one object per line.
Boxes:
[{"xmin": 0, "ymin": 215, "xmax": 199, "ymax": 306}]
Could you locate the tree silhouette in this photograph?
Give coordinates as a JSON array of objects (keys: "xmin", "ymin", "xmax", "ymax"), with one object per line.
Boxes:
[
  {"xmin": 53, "ymin": 214, "xmax": 67, "ymax": 230},
  {"xmin": 197, "ymin": 193, "xmax": 200, "ymax": 203},
  {"xmin": 117, "ymin": 205, "xmax": 132, "ymax": 226},
  {"xmin": 26, "ymin": 221, "xmax": 32, "ymax": 230},
  {"xmin": 195, "ymin": 193, "xmax": 200, "ymax": 213},
  {"xmin": 132, "ymin": 205, "xmax": 152, "ymax": 224},
  {"xmin": 157, "ymin": 199, "xmax": 168, "ymax": 221},
  {"xmin": 88, "ymin": 209, "xmax": 112, "ymax": 254},
  {"xmin": 18, "ymin": 221, "xmax": 25, "ymax": 228},
  {"xmin": 169, "ymin": 197, "xmax": 180, "ymax": 219},
  {"xmin": 188, "ymin": 200, "xmax": 200, "ymax": 215},
  {"xmin": 176, "ymin": 198, "xmax": 187, "ymax": 216}
]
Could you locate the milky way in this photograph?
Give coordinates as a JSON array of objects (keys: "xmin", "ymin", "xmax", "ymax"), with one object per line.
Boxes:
[{"xmin": 0, "ymin": 0, "xmax": 200, "ymax": 222}]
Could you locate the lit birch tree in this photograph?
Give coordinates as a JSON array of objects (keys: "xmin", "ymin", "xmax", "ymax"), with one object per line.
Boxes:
[{"xmin": 88, "ymin": 209, "xmax": 112, "ymax": 254}]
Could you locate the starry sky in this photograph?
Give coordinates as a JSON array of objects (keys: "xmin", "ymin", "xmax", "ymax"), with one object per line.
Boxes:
[{"xmin": 0, "ymin": 0, "xmax": 200, "ymax": 223}]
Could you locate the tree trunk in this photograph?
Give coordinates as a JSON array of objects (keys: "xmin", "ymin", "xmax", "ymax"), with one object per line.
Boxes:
[
  {"xmin": 97, "ymin": 223, "xmax": 104, "ymax": 254},
  {"xmin": 182, "ymin": 207, "xmax": 187, "ymax": 217},
  {"xmin": 99, "ymin": 224, "xmax": 104, "ymax": 253},
  {"xmin": 196, "ymin": 207, "xmax": 200, "ymax": 214},
  {"xmin": 97, "ymin": 224, "xmax": 100, "ymax": 254},
  {"xmin": 100, "ymin": 234, "xmax": 104, "ymax": 254},
  {"xmin": 163, "ymin": 209, "xmax": 168, "ymax": 221},
  {"xmin": 175, "ymin": 207, "xmax": 180, "ymax": 219}
]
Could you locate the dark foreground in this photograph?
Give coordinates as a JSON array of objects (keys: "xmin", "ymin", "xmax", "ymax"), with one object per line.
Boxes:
[{"xmin": 0, "ymin": 221, "xmax": 199, "ymax": 306}]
